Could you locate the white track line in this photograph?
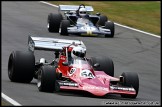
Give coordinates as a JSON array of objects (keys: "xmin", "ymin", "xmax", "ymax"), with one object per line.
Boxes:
[
  {"xmin": 40, "ymin": 1, "xmax": 58, "ymax": 7},
  {"xmin": 114, "ymin": 23, "xmax": 160, "ymax": 38},
  {"xmin": 2, "ymin": 93, "xmax": 22, "ymax": 106},
  {"xmin": 40, "ymin": 1, "xmax": 160, "ymax": 38}
]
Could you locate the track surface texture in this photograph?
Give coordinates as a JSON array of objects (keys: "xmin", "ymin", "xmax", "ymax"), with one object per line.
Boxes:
[{"xmin": 2, "ymin": 1, "xmax": 161, "ymax": 106}]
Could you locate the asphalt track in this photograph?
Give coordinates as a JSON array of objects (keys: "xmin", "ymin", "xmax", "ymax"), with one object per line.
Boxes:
[{"xmin": 2, "ymin": 1, "xmax": 161, "ymax": 106}]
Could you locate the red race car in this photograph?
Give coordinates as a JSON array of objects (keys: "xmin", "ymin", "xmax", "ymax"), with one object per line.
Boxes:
[{"xmin": 8, "ymin": 35, "xmax": 139, "ymax": 98}]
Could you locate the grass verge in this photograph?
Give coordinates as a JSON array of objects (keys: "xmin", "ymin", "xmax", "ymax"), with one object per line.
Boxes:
[{"xmin": 1, "ymin": 99, "xmax": 12, "ymax": 106}]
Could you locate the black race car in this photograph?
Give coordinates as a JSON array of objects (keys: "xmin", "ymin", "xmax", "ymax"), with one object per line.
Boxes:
[{"xmin": 47, "ymin": 4, "xmax": 115, "ymax": 37}]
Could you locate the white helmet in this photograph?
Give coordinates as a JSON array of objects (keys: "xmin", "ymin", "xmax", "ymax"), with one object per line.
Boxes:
[
  {"xmin": 71, "ymin": 46, "xmax": 86, "ymax": 59},
  {"xmin": 79, "ymin": 7, "xmax": 87, "ymax": 17}
]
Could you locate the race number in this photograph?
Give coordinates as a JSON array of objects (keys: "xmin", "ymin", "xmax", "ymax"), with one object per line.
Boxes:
[
  {"xmin": 80, "ymin": 70, "xmax": 95, "ymax": 78},
  {"xmin": 69, "ymin": 68, "xmax": 76, "ymax": 76}
]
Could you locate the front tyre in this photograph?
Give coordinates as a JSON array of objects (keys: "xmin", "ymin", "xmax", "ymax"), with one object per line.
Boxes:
[
  {"xmin": 48, "ymin": 13, "xmax": 63, "ymax": 32},
  {"xmin": 8, "ymin": 51, "xmax": 35, "ymax": 83},
  {"xmin": 105, "ymin": 21, "xmax": 115, "ymax": 38},
  {"xmin": 60, "ymin": 20, "xmax": 70, "ymax": 35},
  {"xmin": 37, "ymin": 65, "xmax": 58, "ymax": 92},
  {"xmin": 89, "ymin": 56, "xmax": 114, "ymax": 77},
  {"xmin": 98, "ymin": 15, "xmax": 108, "ymax": 26},
  {"xmin": 121, "ymin": 72, "xmax": 139, "ymax": 98}
]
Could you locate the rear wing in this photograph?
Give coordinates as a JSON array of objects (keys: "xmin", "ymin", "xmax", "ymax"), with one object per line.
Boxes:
[
  {"xmin": 59, "ymin": 5, "xmax": 94, "ymax": 12},
  {"xmin": 28, "ymin": 35, "xmax": 86, "ymax": 52}
]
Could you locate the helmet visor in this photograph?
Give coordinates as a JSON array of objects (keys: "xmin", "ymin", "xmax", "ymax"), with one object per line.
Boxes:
[
  {"xmin": 73, "ymin": 51, "xmax": 85, "ymax": 58},
  {"xmin": 80, "ymin": 11, "xmax": 86, "ymax": 14}
]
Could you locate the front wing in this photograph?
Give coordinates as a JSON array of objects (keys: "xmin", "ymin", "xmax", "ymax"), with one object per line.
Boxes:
[
  {"xmin": 58, "ymin": 81, "xmax": 136, "ymax": 96},
  {"xmin": 57, "ymin": 73, "xmax": 136, "ymax": 96},
  {"xmin": 67, "ymin": 27, "xmax": 111, "ymax": 36}
]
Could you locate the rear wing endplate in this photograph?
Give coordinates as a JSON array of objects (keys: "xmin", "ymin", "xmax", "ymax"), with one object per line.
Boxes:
[{"xmin": 28, "ymin": 35, "xmax": 86, "ymax": 52}]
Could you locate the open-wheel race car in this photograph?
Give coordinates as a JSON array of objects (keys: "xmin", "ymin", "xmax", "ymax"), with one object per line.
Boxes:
[
  {"xmin": 47, "ymin": 4, "xmax": 115, "ymax": 37},
  {"xmin": 8, "ymin": 35, "xmax": 139, "ymax": 98}
]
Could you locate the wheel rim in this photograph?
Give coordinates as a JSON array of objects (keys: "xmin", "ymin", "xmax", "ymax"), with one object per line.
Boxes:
[
  {"xmin": 8, "ymin": 55, "xmax": 14, "ymax": 79},
  {"xmin": 47, "ymin": 23, "xmax": 49, "ymax": 29},
  {"xmin": 37, "ymin": 70, "xmax": 42, "ymax": 88},
  {"xmin": 59, "ymin": 27, "xmax": 61, "ymax": 33}
]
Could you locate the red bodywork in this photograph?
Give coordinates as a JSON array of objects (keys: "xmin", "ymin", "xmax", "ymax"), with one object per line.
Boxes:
[{"xmin": 55, "ymin": 45, "xmax": 136, "ymax": 96}]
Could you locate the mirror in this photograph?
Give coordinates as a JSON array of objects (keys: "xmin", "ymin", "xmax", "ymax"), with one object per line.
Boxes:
[
  {"xmin": 96, "ymin": 12, "xmax": 100, "ymax": 16},
  {"xmin": 93, "ymin": 63, "xmax": 100, "ymax": 68},
  {"xmin": 62, "ymin": 62, "xmax": 69, "ymax": 66}
]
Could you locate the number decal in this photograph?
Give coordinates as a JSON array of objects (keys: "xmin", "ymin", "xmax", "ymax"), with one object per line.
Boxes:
[
  {"xmin": 69, "ymin": 68, "xmax": 76, "ymax": 76},
  {"xmin": 80, "ymin": 70, "xmax": 95, "ymax": 78}
]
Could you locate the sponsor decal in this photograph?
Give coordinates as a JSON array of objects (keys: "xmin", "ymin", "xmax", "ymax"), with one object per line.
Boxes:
[
  {"xmin": 110, "ymin": 86, "xmax": 135, "ymax": 91},
  {"xmin": 28, "ymin": 41, "xmax": 34, "ymax": 51},
  {"xmin": 59, "ymin": 82, "xmax": 78, "ymax": 87},
  {"xmin": 87, "ymin": 29, "xmax": 92, "ymax": 35},
  {"xmin": 61, "ymin": 57, "xmax": 65, "ymax": 60},
  {"xmin": 86, "ymin": 26, "xmax": 92, "ymax": 35},
  {"xmin": 83, "ymin": 86, "xmax": 108, "ymax": 91}
]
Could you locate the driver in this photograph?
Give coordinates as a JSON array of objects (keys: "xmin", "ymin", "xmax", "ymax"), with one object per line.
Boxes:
[
  {"xmin": 71, "ymin": 46, "xmax": 86, "ymax": 59},
  {"xmin": 76, "ymin": 7, "xmax": 90, "ymax": 26},
  {"xmin": 78, "ymin": 7, "xmax": 89, "ymax": 19}
]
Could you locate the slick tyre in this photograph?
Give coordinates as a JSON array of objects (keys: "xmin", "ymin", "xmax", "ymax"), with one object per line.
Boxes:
[
  {"xmin": 105, "ymin": 21, "xmax": 115, "ymax": 38},
  {"xmin": 121, "ymin": 72, "xmax": 139, "ymax": 98},
  {"xmin": 37, "ymin": 65, "xmax": 58, "ymax": 92},
  {"xmin": 60, "ymin": 20, "xmax": 70, "ymax": 35},
  {"xmin": 98, "ymin": 15, "xmax": 108, "ymax": 26},
  {"xmin": 89, "ymin": 56, "xmax": 114, "ymax": 77},
  {"xmin": 48, "ymin": 13, "xmax": 63, "ymax": 32},
  {"xmin": 8, "ymin": 51, "xmax": 35, "ymax": 83}
]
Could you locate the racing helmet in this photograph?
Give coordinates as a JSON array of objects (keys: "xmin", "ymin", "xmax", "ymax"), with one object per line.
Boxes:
[
  {"xmin": 71, "ymin": 46, "xmax": 86, "ymax": 59},
  {"xmin": 79, "ymin": 7, "xmax": 87, "ymax": 17}
]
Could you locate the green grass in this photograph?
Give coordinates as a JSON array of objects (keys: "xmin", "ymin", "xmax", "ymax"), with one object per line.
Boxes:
[
  {"xmin": 49, "ymin": 1, "xmax": 160, "ymax": 35},
  {"xmin": 1, "ymin": 100, "xmax": 12, "ymax": 106}
]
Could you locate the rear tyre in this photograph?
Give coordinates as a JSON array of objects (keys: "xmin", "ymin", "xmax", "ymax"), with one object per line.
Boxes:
[
  {"xmin": 105, "ymin": 21, "xmax": 115, "ymax": 38},
  {"xmin": 8, "ymin": 51, "xmax": 35, "ymax": 83},
  {"xmin": 121, "ymin": 72, "xmax": 139, "ymax": 98},
  {"xmin": 37, "ymin": 65, "xmax": 58, "ymax": 92},
  {"xmin": 98, "ymin": 15, "xmax": 108, "ymax": 26},
  {"xmin": 89, "ymin": 56, "xmax": 114, "ymax": 77},
  {"xmin": 48, "ymin": 13, "xmax": 63, "ymax": 32},
  {"xmin": 60, "ymin": 20, "xmax": 70, "ymax": 35}
]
